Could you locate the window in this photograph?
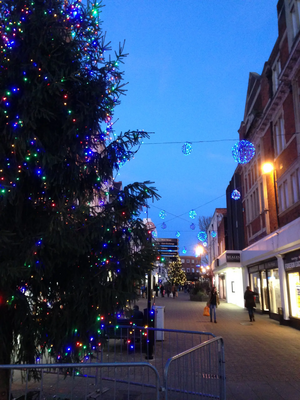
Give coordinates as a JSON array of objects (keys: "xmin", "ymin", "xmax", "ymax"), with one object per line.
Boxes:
[
  {"xmin": 291, "ymin": 169, "xmax": 299, "ymax": 203},
  {"xmin": 279, "ymin": 179, "xmax": 289, "ymax": 212},
  {"xmin": 191, "ymin": 259, "xmax": 194, "ymax": 264},
  {"xmin": 186, "ymin": 268, "xmax": 190, "ymax": 273},
  {"xmin": 181, "ymin": 259, "xmax": 185, "ymax": 264},
  {"xmin": 186, "ymin": 259, "xmax": 190, "ymax": 264},
  {"xmin": 290, "ymin": 1, "xmax": 300, "ymax": 38},
  {"xmin": 260, "ymin": 182, "xmax": 264, "ymax": 212},
  {"xmin": 272, "ymin": 58, "xmax": 281, "ymax": 93},
  {"xmin": 191, "ymin": 268, "xmax": 194, "ymax": 273},
  {"xmin": 274, "ymin": 115, "xmax": 285, "ymax": 157}
]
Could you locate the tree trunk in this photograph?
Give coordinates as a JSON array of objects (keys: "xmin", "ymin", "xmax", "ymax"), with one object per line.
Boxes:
[{"xmin": 0, "ymin": 304, "xmax": 13, "ymax": 400}]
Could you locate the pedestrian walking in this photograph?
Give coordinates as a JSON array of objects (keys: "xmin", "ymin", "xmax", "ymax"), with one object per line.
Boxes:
[
  {"xmin": 160, "ymin": 284, "xmax": 165, "ymax": 297},
  {"xmin": 207, "ymin": 286, "xmax": 220, "ymax": 323},
  {"xmin": 244, "ymin": 286, "xmax": 258, "ymax": 322},
  {"xmin": 171, "ymin": 284, "xmax": 176, "ymax": 299}
]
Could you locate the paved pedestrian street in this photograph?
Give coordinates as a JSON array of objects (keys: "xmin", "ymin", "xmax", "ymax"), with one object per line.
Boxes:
[{"xmin": 139, "ymin": 291, "xmax": 300, "ymax": 400}]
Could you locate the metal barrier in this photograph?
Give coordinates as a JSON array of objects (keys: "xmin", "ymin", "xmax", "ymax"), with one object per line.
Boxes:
[
  {"xmin": 164, "ymin": 337, "xmax": 226, "ymax": 400},
  {"xmin": 98, "ymin": 325, "xmax": 215, "ymax": 381},
  {"xmin": 0, "ymin": 362, "xmax": 161, "ymax": 400},
  {"xmin": 1, "ymin": 329, "xmax": 224, "ymax": 399}
]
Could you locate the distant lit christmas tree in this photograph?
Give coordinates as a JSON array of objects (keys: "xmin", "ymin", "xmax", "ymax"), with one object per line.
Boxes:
[
  {"xmin": 167, "ymin": 256, "xmax": 186, "ymax": 286},
  {"xmin": 0, "ymin": 0, "xmax": 159, "ymax": 395}
]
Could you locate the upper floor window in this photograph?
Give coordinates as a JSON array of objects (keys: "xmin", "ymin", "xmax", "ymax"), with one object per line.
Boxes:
[
  {"xmin": 272, "ymin": 57, "xmax": 281, "ymax": 93},
  {"xmin": 191, "ymin": 259, "xmax": 194, "ymax": 264},
  {"xmin": 279, "ymin": 179, "xmax": 289, "ymax": 212},
  {"xmin": 186, "ymin": 268, "xmax": 190, "ymax": 273},
  {"xmin": 186, "ymin": 259, "xmax": 190, "ymax": 264},
  {"xmin": 191, "ymin": 268, "xmax": 194, "ymax": 273},
  {"xmin": 181, "ymin": 259, "xmax": 185, "ymax": 264},
  {"xmin": 290, "ymin": 1, "xmax": 300, "ymax": 38},
  {"xmin": 291, "ymin": 168, "xmax": 300, "ymax": 204},
  {"xmin": 274, "ymin": 115, "xmax": 285, "ymax": 157}
]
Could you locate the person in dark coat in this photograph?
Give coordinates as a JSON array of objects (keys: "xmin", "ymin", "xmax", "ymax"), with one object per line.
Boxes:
[
  {"xmin": 160, "ymin": 284, "xmax": 165, "ymax": 297},
  {"xmin": 207, "ymin": 286, "xmax": 220, "ymax": 323},
  {"xmin": 244, "ymin": 286, "xmax": 259, "ymax": 322}
]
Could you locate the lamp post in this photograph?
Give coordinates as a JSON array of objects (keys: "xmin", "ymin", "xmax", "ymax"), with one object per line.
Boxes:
[{"xmin": 262, "ymin": 162, "xmax": 280, "ymax": 228}]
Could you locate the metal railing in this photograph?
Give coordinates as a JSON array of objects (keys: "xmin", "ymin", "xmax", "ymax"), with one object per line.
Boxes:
[
  {"xmin": 1, "ymin": 329, "xmax": 225, "ymax": 399},
  {"xmin": 0, "ymin": 362, "xmax": 161, "ymax": 400},
  {"xmin": 164, "ymin": 336, "xmax": 226, "ymax": 399}
]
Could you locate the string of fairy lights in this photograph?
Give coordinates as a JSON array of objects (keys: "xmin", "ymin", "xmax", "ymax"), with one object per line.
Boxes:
[{"xmin": 143, "ymin": 139, "xmax": 256, "ymax": 253}]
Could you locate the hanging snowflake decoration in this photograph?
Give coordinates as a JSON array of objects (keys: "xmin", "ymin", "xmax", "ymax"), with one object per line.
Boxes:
[
  {"xmin": 197, "ymin": 231, "xmax": 207, "ymax": 242},
  {"xmin": 182, "ymin": 246, "xmax": 187, "ymax": 254},
  {"xmin": 190, "ymin": 223, "xmax": 195, "ymax": 230},
  {"xmin": 152, "ymin": 231, "xmax": 157, "ymax": 238},
  {"xmin": 189, "ymin": 209, "xmax": 197, "ymax": 219},
  {"xmin": 231, "ymin": 189, "xmax": 241, "ymax": 200},
  {"xmin": 175, "ymin": 231, "xmax": 180, "ymax": 238},
  {"xmin": 159, "ymin": 210, "xmax": 166, "ymax": 219},
  {"xmin": 203, "ymin": 241, "xmax": 208, "ymax": 247},
  {"xmin": 161, "ymin": 222, "xmax": 167, "ymax": 229},
  {"xmin": 211, "ymin": 230, "xmax": 217, "ymax": 238},
  {"xmin": 232, "ymin": 140, "xmax": 255, "ymax": 164},
  {"xmin": 181, "ymin": 142, "xmax": 192, "ymax": 156}
]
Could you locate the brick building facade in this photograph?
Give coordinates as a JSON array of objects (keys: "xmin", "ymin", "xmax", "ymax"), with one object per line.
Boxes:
[{"xmin": 211, "ymin": 0, "xmax": 300, "ymax": 328}]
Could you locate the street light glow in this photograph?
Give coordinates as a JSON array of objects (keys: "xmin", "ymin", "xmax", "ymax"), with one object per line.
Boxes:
[
  {"xmin": 262, "ymin": 162, "xmax": 274, "ymax": 174},
  {"xmin": 195, "ymin": 245, "xmax": 204, "ymax": 257}
]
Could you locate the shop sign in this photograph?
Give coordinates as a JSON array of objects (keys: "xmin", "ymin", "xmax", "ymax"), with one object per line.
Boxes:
[
  {"xmin": 284, "ymin": 250, "xmax": 300, "ymax": 270},
  {"xmin": 264, "ymin": 260, "xmax": 277, "ymax": 269},
  {"xmin": 226, "ymin": 253, "xmax": 240, "ymax": 263},
  {"xmin": 285, "ymin": 260, "xmax": 300, "ymax": 270}
]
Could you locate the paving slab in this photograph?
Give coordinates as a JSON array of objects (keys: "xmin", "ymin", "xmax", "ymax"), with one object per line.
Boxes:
[{"xmin": 138, "ymin": 291, "xmax": 300, "ymax": 400}]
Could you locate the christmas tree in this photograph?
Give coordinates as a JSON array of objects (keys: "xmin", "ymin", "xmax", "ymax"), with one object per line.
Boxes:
[
  {"xmin": 167, "ymin": 256, "xmax": 186, "ymax": 286},
  {"xmin": 0, "ymin": 0, "xmax": 159, "ymax": 395}
]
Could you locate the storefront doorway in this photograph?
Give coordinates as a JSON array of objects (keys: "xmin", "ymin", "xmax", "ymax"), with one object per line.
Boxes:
[
  {"xmin": 248, "ymin": 259, "xmax": 281, "ymax": 320},
  {"xmin": 218, "ymin": 275, "xmax": 226, "ymax": 300}
]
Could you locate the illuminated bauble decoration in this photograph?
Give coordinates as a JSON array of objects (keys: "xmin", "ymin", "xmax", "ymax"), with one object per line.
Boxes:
[
  {"xmin": 159, "ymin": 210, "xmax": 166, "ymax": 219},
  {"xmin": 232, "ymin": 140, "xmax": 255, "ymax": 164},
  {"xmin": 181, "ymin": 142, "xmax": 192, "ymax": 156},
  {"xmin": 197, "ymin": 231, "xmax": 207, "ymax": 242},
  {"xmin": 182, "ymin": 246, "xmax": 187, "ymax": 254},
  {"xmin": 152, "ymin": 231, "xmax": 157, "ymax": 238},
  {"xmin": 203, "ymin": 241, "xmax": 208, "ymax": 247},
  {"xmin": 175, "ymin": 231, "xmax": 180, "ymax": 238},
  {"xmin": 190, "ymin": 223, "xmax": 195, "ymax": 230},
  {"xmin": 231, "ymin": 189, "xmax": 241, "ymax": 200},
  {"xmin": 189, "ymin": 209, "xmax": 197, "ymax": 219},
  {"xmin": 211, "ymin": 230, "xmax": 217, "ymax": 238},
  {"xmin": 161, "ymin": 222, "xmax": 167, "ymax": 229}
]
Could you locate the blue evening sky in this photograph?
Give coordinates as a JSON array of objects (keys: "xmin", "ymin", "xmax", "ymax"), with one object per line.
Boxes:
[{"xmin": 101, "ymin": 1, "xmax": 278, "ymax": 256}]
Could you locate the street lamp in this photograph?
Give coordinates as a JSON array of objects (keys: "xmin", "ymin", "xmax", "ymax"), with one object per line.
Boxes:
[{"xmin": 262, "ymin": 162, "xmax": 280, "ymax": 228}]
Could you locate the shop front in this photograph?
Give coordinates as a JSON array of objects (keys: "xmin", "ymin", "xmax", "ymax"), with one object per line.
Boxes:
[
  {"xmin": 284, "ymin": 249, "xmax": 300, "ymax": 330},
  {"xmin": 213, "ymin": 251, "xmax": 244, "ymax": 307},
  {"xmin": 248, "ymin": 258, "xmax": 282, "ymax": 321}
]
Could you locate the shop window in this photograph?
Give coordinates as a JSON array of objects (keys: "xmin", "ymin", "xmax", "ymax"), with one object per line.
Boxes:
[
  {"xmin": 267, "ymin": 269, "xmax": 281, "ymax": 314},
  {"xmin": 288, "ymin": 272, "xmax": 300, "ymax": 318},
  {"xmin": 250, "ymin": 272, "xmax": 261, "ymax": 311}
]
